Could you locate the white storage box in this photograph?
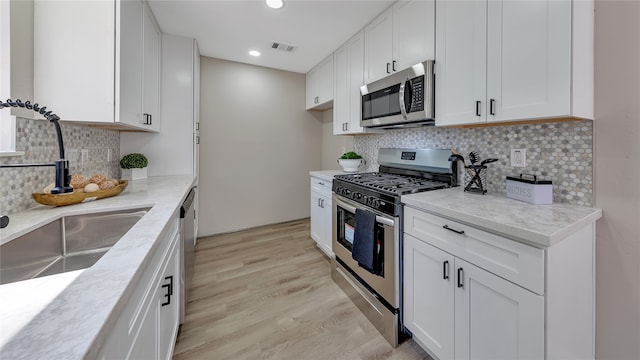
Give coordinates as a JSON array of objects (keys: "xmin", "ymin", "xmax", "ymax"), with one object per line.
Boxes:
[{"xmin": 506, "ymin": 174, "xmax": 553, "ymax": 204}]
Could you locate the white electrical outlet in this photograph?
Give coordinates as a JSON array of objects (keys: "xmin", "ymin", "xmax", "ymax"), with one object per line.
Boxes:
[
  {"xmin": 81, "ymin": 149, "xmax": 89, "ymax": 164},
  {"xmin": 107, "ymin": 149, "xmax": 113, "ymax": 162},
  {"xmin": 67, "ymin": 149, "xmax": 78, "ymax": 166},
  {"xmin": 511, "ymin": 149, "xmax": 526, "ymax": 167}
]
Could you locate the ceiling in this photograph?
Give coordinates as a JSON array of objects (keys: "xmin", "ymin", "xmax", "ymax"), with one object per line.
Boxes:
[{"xmin": 147, "ymin": 0, "xmax": 394, "ymax": 74}]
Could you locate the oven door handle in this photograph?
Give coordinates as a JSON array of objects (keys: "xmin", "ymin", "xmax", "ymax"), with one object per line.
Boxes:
[{"xmin": 333, "ymin": 196, "xmax": 395, "ymax": 227}]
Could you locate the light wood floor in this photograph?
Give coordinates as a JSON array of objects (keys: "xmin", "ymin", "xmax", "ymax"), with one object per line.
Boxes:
[{"xmin": 173, "ymin": 218, "xmax": 432, "ymax": 360}]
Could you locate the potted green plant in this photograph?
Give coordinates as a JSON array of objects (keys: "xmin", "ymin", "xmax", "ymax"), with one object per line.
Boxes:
[
  {"xmin": 120, "ymin": 153, "xmax": 149, "ymax": 180},
  {"xmin": 338, "ymin": 151, "xmax": 364, "ymax": 172}
]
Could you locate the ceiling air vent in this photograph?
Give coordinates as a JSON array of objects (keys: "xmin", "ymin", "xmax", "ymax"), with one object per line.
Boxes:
[{"xmin": 271, "ymin": 41, "xmax": 296, "ymax": 52}]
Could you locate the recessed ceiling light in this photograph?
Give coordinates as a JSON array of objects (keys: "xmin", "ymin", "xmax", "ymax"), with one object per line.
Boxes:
[
  {"xmin": 249, "ymin": 50, "xmax": 261, "ymax": 57},
  {"xmin": 266, "ymin": 0, "xmax": 284, "ymax": 10}
]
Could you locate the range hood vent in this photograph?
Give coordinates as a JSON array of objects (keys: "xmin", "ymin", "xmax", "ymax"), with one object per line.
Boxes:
[{"xmin": 271, "ymin": 41, "xmax": 296, "ymax": 52}]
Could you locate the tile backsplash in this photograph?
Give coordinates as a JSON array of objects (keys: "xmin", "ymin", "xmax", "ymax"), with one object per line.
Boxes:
[
  {"xmin": 354, "ymin": 120, "xmax": 593, "ymax": 206},
  {"xmin": 1, "ymin": 117, "xmax": 120, "ymax": 214}
]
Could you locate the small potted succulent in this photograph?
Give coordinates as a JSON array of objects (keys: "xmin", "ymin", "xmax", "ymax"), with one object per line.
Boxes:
[
  {"xmin": 120, "ymin": 153, "xmax": 149, "ymax": 180},
  {"xmin": 338, "ymin": 151, "xmax": 364, "ymax": 172}
]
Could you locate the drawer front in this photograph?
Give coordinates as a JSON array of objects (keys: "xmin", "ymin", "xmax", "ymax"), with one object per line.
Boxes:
[
  {"xmin": 311, "ymin": 177, "xmax": 332, "ymax": 198},
  {"xmin": 404, "ymin": 207, "xmax": 545, "ymax": 295}
]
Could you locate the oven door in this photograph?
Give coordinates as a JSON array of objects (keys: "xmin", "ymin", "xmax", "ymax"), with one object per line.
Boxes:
[{"xmin": 332, "ymin": 195, "xmax": 397, "ymax": 308}]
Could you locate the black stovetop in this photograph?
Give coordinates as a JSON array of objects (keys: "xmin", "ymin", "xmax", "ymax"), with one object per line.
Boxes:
[{"xmin": 334, "ymin": 172, "xmax": 449, "ymax": 196}]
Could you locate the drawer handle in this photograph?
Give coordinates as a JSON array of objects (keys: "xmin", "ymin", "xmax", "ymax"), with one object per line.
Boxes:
[
  {"xmin": 457, "ymin": 268, "xmax": 464, "ymax": 288},
  {"xmin": 443, "ymin": 225, "xmax": 465, "ymax": 235},
  {"xmin": 318, "ymin": 182, "xmax": 325, "ymax": 186},
  {"xmin": 443, "ymin": 260, "xmax": 449, "ymax": 280},
  {"xmin": 161, "ymin": 275, "xmax": 173, "ymax": 306}
]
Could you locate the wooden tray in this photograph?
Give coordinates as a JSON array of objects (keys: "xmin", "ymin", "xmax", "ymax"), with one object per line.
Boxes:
[{"xmin": 32, "ymin": 180, "xmax": 128, "ymax": 207}]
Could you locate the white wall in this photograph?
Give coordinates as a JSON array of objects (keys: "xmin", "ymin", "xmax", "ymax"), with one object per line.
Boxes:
[
  {"xmin": 594, "ymin": 2, "xmax": 640, "ymax": 359},
  {"xmin": 120, "ymin": 34, "xmax": 196, "ymax": 177},
  {"xmin": 199, "ymin": 57, "xmax": 322, "ymax": 236},
  {"xmin": 320, "ymin": 109, "xmax": 354, "ymax": 170}
]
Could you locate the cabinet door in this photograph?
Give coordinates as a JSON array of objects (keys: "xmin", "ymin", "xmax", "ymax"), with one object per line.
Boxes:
[
  {"xmin": 319, "ymin": 195, "xmax": 333, "ymax": 257},
  {"xmin": 347, "ymin": 32, "xmax": 366, "ymax": 134},
  {"xmin": 127, "ymin": 293, "xmax": 159, "ymax": 360},
  {"xmin": 403, "ymin": 234, "xmax": 454, "ymax": 360},
  {"xmin": 454, "ymin": 259, "xmax": 544, "ymax": 360},
  {"xmin": 435, "ymin": 0, "xmax": 487, "ymax": 126},
  {"xmin": 117, "ymin": 0, "xmax": 144, "ymax": 127},
  {"xmin": 34, "ymin": 0, "xmax": 116, "ymax": 123},
  {"xmin": 364, "ymin": 8, "xmax": 393, "ymax": 83},
  {"xmin": 486, "ymin": 0, "xmax": 571, "ymax": 122},
  {"xmin": 305, "ymin": 67, "xmax": 319, "ymax": 110},
  {"xmin": 392, "ymin": 0, "xmax": 435, "ymax": 71},
  {"xmin": 334, "ymin": 31, "xmax": 365, "ymax": 135},
  {"xmin": 317, "ymin": 55, "xmax": 334, "ymax": 105},
  {"xmin": 158, "ymin": 235, "xmax": 180, "ymax": 360},
  {"xmin": 142, "ymin": 2, "xmax": 161, "ymax": 132},
  {"xmin": 310, "ymin": 191, "xmax": 323, "ymax": 246},
  {"xmin": 333, "ymin": 43, "xmax": 349, "ymax": 135}
]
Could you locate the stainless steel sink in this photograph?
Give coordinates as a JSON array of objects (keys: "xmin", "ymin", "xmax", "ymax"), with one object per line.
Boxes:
[{"xmin": 0, "ymin": 208, "xmax": 149, "ymax": 285}]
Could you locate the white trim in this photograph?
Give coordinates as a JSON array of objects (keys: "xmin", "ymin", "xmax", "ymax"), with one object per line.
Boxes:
[
  {"xmin": 0, "ymin": 0, "xmax": 16, "ymax": 153},
  {"xmin": 0, "ymin": 150, "xmax": 25, "ymax": 158}
]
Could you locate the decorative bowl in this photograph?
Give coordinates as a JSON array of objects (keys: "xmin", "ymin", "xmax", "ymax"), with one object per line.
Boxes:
[
  {"xmin": 32, "ymin": 180, "xmax": 128, "ymax": 207},
  {"xmin": 338, "ymin": 159, "xmax": 363, "ymax": 172}
]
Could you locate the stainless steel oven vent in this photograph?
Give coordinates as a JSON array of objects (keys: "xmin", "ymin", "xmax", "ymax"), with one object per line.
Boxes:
[{"xmin": 271, "ymin": 41, "xmax": 296, "ymax": 52}]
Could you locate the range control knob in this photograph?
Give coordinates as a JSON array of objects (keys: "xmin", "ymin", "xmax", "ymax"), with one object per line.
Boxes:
[{"xmin": 355, "ymin": 193, "xmax": 362, "ymax": 200}]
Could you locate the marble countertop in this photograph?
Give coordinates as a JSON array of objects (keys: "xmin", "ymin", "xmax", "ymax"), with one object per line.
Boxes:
[
  {"xmin": 0, "ymin": 175, "xmax": 196, "ymax": 359},
  {"xmin": 402, "ymin": 187, "xmax": 602, "ymax": 247},
  {"xmin": 309, "ymin": 169, "xmax": 351, "ymax": 182},
  {"xmin": 309, "ymin": 169, "xmax": 360, "ymax": 182}
]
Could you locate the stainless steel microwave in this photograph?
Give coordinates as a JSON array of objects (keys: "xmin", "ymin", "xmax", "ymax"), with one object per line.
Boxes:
[{"xmin": 360, "ymin": 60, "xmax": 434, "ymax": 128}]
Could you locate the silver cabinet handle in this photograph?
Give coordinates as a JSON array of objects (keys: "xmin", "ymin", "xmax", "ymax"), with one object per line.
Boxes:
[{"xmin": 320, "ymin": 198, "xmax": 324, "ymax": 208}]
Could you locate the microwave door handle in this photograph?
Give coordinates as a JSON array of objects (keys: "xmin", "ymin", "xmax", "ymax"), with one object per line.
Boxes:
[{"xmin": 398, "ymin": 77, "xmax": 412, "ymax": 120}]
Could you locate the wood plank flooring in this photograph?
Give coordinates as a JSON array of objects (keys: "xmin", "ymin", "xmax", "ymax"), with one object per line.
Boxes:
[{"xmin": 173, "ymin": 219, "xmax": 432, "ymax": 360}]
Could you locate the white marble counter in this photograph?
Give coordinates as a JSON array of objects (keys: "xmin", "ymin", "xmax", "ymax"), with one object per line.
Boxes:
[
  {"xmin": 402, "ymin": 187, "xmax": 602, "ymax": 247},
  {"xmin": 309, "ymin": 169, "xmax": 353, "ymax": 182},
  {"xmin": 0, "ymin": 175, "xmax": 196, "ymax": 359}
]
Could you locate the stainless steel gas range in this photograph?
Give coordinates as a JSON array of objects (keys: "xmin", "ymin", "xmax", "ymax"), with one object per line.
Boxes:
[{"xmin": 331, "ymin": 148, "xmax": 458, "ymax": 347}]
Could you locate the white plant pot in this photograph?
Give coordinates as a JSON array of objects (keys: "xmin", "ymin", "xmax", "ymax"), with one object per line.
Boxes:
[
  {"xmin": 338, "ymin": 159, "xmax": 363, "ymax": 172},
  {"xmin": 121, "ymin": 167, "xmax": 147, "ymax": 180}
]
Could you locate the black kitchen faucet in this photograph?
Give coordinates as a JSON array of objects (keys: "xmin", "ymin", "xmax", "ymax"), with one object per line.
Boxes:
[{"xmin": 0, "ymin": 98, "xmax": 74, "ymax": 195}]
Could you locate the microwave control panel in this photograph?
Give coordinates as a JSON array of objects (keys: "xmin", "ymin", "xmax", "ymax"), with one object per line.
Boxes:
[{"xmin": 409, "ymin": 76, "xmax": 424, "ymax": 113}]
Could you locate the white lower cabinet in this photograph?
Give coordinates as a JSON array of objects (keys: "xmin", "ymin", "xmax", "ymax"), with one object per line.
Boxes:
[
  {"xmin": 404, "ymin": 234, "xmax": 543, "ymax": 360},
  {"xmin": 404, "ymin": 207, "xmax": 594, "ymax": 359},
  {"xmin": 97, "ymin": 216, "xmax": 181, "ymax": 359},
  {"xmin": 310, "ymin": 176, "xmax": 333, "ymax": 257},
  {"xmin": 404, "ymin": 234, "xmax": 455, "ymax": 359}
]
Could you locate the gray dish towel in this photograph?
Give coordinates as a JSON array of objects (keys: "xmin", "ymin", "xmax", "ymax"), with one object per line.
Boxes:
[{"xmin": 352, "ymin": 208, "xmax": 377, "ymax": 274}]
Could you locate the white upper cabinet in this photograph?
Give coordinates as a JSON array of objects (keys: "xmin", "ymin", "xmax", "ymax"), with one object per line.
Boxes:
[
  {"xmin": 34, "ymin": 0, "xmax": 161, "ymax": 131},
  {"xmin": 364, "ymin": 0, "xmax": 435, "ymax": 83},
  {"xmin": 305, "ymin": 55, "xmax": 334, "ymax": 110},
  {"xmin": 333, "ymin": 31, "xmax": 380, "ymax": 135},
  {"xmin": 142, "ymin": 1, "xmax": 161, "ymax": 131},
  {"xmin": 436, "ymin": 0, "xmax": 594, "ymax": 126}
]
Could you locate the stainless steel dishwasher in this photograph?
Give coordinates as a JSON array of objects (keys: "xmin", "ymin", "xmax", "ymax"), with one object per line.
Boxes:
[{"xmin": 179, "ymin": 187, "xmax": 196, "ymax": 324}]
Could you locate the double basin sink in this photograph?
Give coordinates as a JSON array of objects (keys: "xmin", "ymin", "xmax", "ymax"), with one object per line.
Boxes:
[{"xmin": 0, "ymin": 208, "xmax": 150, "ymax": 285}]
